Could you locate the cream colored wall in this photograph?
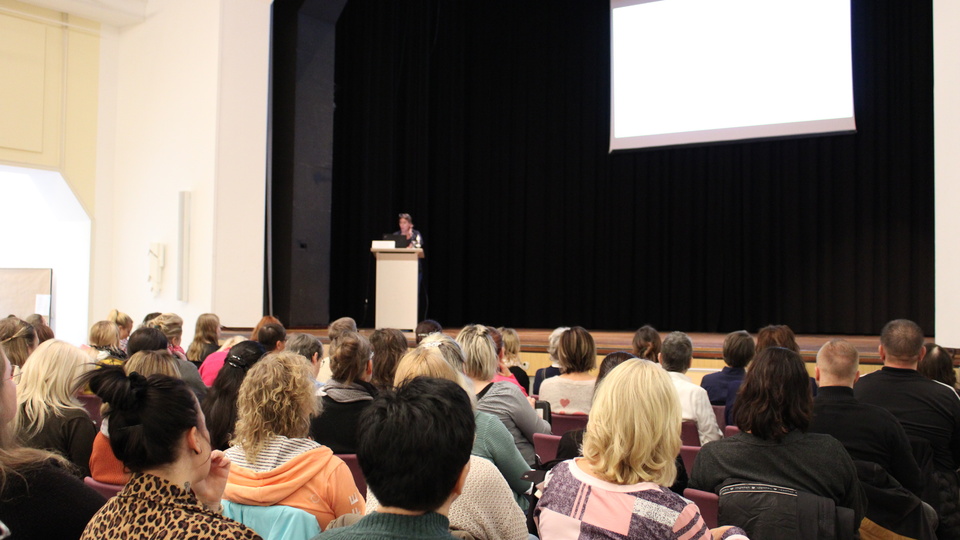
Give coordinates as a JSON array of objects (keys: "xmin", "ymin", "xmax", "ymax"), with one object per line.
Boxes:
[{"xmin": 935, "ymin": 0, "xmax": 960, "ymax": 347}]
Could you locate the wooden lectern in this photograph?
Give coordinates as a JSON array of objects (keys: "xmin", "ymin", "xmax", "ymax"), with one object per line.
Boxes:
[{"xmin": 370, "ymin": 245, "xmax": 424, "ymax": 330}]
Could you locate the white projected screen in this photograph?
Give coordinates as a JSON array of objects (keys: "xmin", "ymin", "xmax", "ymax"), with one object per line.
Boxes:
[{"xmin": 610, "ymin": 0, "xmax": 855, "ymax": 151}]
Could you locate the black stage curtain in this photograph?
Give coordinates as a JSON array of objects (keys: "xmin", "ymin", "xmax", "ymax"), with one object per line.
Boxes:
[{"xmin": 327, "ymin": 0, "xmax": 933, "ymax": 334}]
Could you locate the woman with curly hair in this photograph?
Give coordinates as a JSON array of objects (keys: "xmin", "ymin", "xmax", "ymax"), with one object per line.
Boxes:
[{"xmin": 223, "ymin": 351, "xmax": 364, "ymax": 529}]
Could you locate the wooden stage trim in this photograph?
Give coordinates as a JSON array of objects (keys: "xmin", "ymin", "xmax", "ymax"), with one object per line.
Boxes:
[{"xmin": 227, "ymin": 327, "xmax": 889, "ymax": 364}]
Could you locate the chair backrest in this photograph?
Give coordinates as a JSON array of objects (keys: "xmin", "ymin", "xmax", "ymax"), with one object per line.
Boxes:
[
  {"xmin": 684, "ymin": 488, "xmax": 719, "ymax": 529},
  {"xmin": 222, "ymin": 501, "xmax": 320, "ymax": 540},
  {"xmin": 534, "ymin": 432, "xmax": 562, "ymax": 463},
  {"xmin": 84, "ymin": 476, "xmax": 123, "ymax": 499},
  {"xmin": 336, "ymin": 453, "xmax": 366, "ymax": 497},
  {"xmin": 724, "ymin": 425, "xmax": 741, "ymax": 437},
  {"xmin": 681, "ymin": 420, "xmax": 700, "ymax": 446},
  {"xmin": 712, "ymin": 405, "xmax": 726, "ymax": 431},
  {"xmin": 78, "ymin": 394, "xmax": 103, "ymax": 428},
  {"xmin": 679, "ymin": 445, "xmax": 700, "ymax": 473},
  {"xmin": 551, "ymin": 413, "xmax": 589, "ymax": 436}
]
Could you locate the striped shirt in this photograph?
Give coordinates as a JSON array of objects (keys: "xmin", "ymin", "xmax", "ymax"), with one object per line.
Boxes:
[
  {"xmin": 226, "ymin": 436, "xmax": 320, "ymax": 472},
  {"xmin": 536, "ymin": 460, "xmax": 748, "ymax": 540}
]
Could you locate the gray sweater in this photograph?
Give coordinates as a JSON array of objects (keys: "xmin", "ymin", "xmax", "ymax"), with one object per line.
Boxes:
[{"xmin": 476, "ymin": 382, "xmax": 552, "ymax": 465}]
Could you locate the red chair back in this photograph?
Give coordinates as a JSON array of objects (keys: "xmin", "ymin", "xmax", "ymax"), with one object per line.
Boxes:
[
  {"xmin": 336, "ymin": 454, "xmax": 367, "ymax": 497},
  {"xmin": 684, "ymin": 488, "xmax": 719, "ymax": 529},
  {"xmin": 550, "ymin": 413, "xmax": 589, "ymax": 436},
  {"xmin": 534, "ymin": 432, "xmax": 562, "ymax": 463},
  {"xmin": 681, "ymin": 420, "xmax": 700, "ymax": 446},
  {"xmin": 724, "ymin": 425, "xmax": 741, "ymax": 437},
  {"xmin": 84, "ymin": 476, "xmax": 123, "ymax": 499},
  {"xmin": 679, "ymin": 445, "xmax": 700, "ymax": 473},
  {"xmin": 712, "ymin": 405, "xmax": 726, "ymax": 431}
]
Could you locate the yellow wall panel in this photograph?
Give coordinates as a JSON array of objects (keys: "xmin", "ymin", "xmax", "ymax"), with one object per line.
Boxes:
[{"xmin": 0, "ymin": 14, "xmax": 47, "ymax": 152}]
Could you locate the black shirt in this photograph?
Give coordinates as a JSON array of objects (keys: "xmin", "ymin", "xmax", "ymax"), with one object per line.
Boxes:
[
  {"xmin": 810, "ymin": 385, "xmax": 921, "ymax": 495},
  {"xmin": 854, "ymin": 366, "xmax": 960, "ymax": 472}
]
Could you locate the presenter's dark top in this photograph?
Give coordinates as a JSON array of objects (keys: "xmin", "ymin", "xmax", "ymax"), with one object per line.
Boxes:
[
  {"xmin": 810, "ymin": 385, "xmax": 922, "ymax": 495},
  {"xmin": 854, "ymin": 366, "xmax": 960, "ymax": 472}
]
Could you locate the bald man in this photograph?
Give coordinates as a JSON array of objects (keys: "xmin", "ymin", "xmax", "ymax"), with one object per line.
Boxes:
[{"xmin": 810, "ymin": 338, "xmax": 920, "ymax": 495}]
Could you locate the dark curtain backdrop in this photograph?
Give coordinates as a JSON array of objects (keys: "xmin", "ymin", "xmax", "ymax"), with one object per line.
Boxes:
[{"xmin": 325, "ymin": 0, "xmax": 933, "ymax": 334}]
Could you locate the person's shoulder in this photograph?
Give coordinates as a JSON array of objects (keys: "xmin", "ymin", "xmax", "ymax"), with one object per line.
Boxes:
[{"xmin": 700, "ymin": 371, "xmax": 721, "ymax": 384}]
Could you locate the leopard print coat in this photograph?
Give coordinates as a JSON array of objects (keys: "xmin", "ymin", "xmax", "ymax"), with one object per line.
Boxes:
[{"xmin": 80, "ymin": 473, "xmax": 262, "ymax": 540}]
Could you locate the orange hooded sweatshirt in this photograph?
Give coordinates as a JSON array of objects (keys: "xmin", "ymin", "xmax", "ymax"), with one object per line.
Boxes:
[{"xmin": 223, "ymin": 440, "xmax": 365, "ymax": 530}]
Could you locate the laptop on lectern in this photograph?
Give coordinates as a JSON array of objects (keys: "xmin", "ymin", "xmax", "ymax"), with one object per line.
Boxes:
[{"xmin": 382, "ymin": 234, "xmax": 410, "ymax": 248}]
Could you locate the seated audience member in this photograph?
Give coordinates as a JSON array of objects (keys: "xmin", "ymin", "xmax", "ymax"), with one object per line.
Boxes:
[
  {"xmin": 415, "ymin": 319, "xmax": 443, "ymax": 344},
  {"xmin": 918, "ymin": 343, "xmax": 959, "ymax": 395},
  {"xmin": 88, "ymin": 320, "xmax": 127, "ymax": 365},
  {"xmin": 538, "ymin": 326, "xmax": 597, "ymax": 414},
  {"xmin": 487, "ymin": 326, "xmax": 528, "ymax": 396},
  {"xmin": 79, "ymin": 367, "xmax": 260, "ymax": 540},
  {"xmin": 459, "ymin": 325, "xmax": 552, "ymax": 466},
  {"xmin": 14, "ymin": 340, "xmax": 96, "ymax": 477},
  {"xmin": 810, "ymin": 339, "xmax": 932, "ymax": 538},
  {"xmin": 369, "ymin": 328, "xmax": 408, "ymax": 391},
  {"xmin": 499, "ymin": 327, "xmax": 530, "ymax": 394},
  {"xmin": 855, "ymin": 320, "xmax": 960, "ymax": 538},
  {"xmin": 631, "ymin": 324, "xmax": 662, "ymax": 361},
  {"xmin": 310, "ymin": 332, "xmax": 378, "ymax": 454},
  {"xmin": 555, "ymin": 351, "xmax": 689, "ymax": 495},
  {"xmin": 659, "ymin": 332, "xmax": 722, "ymax": 445},
  {"xmin": 139, "ymin": 312, "xmax": 161, "ymax": 328},
  {"xmin": 394, "ymin": 343, "xmax": 533, "ymax": 511},
  {"xmin": 286, "ymin": 333, "xmax": 325, "ymax": 391},
  {"xmin": 700, "ymin": 330, "xmax": 754, "ymax": 406},
  {"xmin": 201, "ymin": 341, "xmax": 266, "ymax": 451},
  {"xmin": 536, "ymin": 360, "xmax": 748, "ymax": 540},
  {"xmin": 198, "ymin": 335, "xmax": 247, "ymax": 387},
  {"xmin": 26, "ymin": 313, "xmax": 55, "ymax": 344},
  {"xmin": 89, "ymin": 349, "xmax": 182, "ymax": 485},
  {"xmin": 0, "ymin": 347, "xmax": 106, "ymax": 539},
  {"xmin": 811, "ymin": 339, "xmax": 921, "ymax": 494},
  {"xmin": 224, "ymin": 351, "xmax": 364, "ymax": 530},
  {"xmin": 106, "ymin": 309, "xmax": 134, "ymax": 352},
  {"xmin": 317, "ymin": 317, "xmax": 359, "ymax": 383},
  {"xmin": 187, "ymin": 313, "xmax": 221, "ymax": 367},
  {"xmin": 126, "ymin": 326, "xmax": 168, "ymax": 356},
  {"xmin": 256, "ymin": 323, "xmax": 286, "ymax": 353},
  {"xmin": 0, "ymin": 316, "xmax": 37, "ymax": 370},
  {"xmin": 146, "ymin": 313, "xmax": 207, "ymax": 399},
  {"xmin": 690, "ymin": 347, "xmax": 866, "ymax": 533},
  {"xmin": 316, "ymin": 377, "xmax": 475, "ymax": 540},
  {"xmin": 249, "ymin": 315, "xmax": 281, "ymax": 340},
  {"xmin": 532, "ymin": 326, "xmax": 568, "ymax": 395},
  {"xmin": 390, "ymin": 349, "xmax": 529, "ymax": 537}
]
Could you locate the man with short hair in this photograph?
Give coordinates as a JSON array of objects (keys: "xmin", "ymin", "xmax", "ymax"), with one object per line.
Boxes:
[
  {"xmin": 810, "ymin": 339, "xmax": 921, "ymax": 495},
  {"xmin": 700, "ymin": 330, "xmax": 754, "ymax": 406},
  {"xmin": 660, "ymin": 331, "xmax": 722, "ymax": 445},
  {"xmin": 855, "ymin": 319, "xmax": 960, "ymax": 538},
  {"xmin": 315, "ymin": 377, "xmax": 474, "ymax": 539},
  {"xmin": 256, "ymin": 323, "xmax": 286, "ymax": 353}
]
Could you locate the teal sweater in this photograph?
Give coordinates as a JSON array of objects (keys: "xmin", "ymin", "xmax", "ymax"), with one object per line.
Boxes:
[
  {"xmin": 314, "ymin": 511, "xmax": 457, "ymax": 539},
  {"xmin": 472, "ymin": 411, "xmax": 533, "ymax": 510}
]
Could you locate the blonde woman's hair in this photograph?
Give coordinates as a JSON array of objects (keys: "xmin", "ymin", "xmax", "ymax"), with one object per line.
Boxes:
[
  {"xmin": 89, "ymin": 321, "xmax": 121, "ymax": 349},
  {"xmin": 232, "ymin": 351, "xmax": 319, "ymax": 462},
  {"xmin": 394, "ymin": 347, "xmax": 477, "ymax": 409},
  {"xmin": 394, "ymin": 347, "xmax": 461, "ymax": 387},
  {"xmin": 582, "ymin": 359, "xmax": 680, "ymax": 486},
  {"xmin": 107, "ymin": 309, "xmax": 133, "ymax": 331},
  {"xmin": 13, "ymin": 340, "xmax": 94, "ymax": 440},
  {"xmin": 187, "ymin": 313, "xmax": 220, "ymax": 363},
  {"xmin": 499, "ymin": 328, "xmax": 522, "ymax": 368},
  {"xmin": 419, "ymin": 333, "xmax": 466, "ymax": 373},
  {"xmin": 456, "ymin": 325, "xmax": 498, "ymax": 381},
  {"xmin": 124, "ymin": 350, "xmax": 180, "ymax": 378},
  {"xmin": 147, "ymin": 313, "xmax": 184, "ymax": 343}
]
